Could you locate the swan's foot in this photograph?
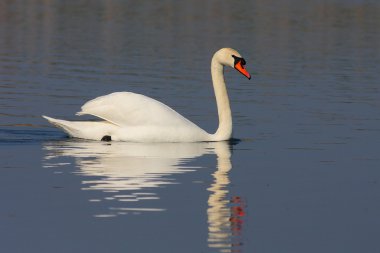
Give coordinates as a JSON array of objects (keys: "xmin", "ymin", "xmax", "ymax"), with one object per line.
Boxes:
[{"xmin": 101, "ymin": 135, "xmax": 112, "ymax": 142}]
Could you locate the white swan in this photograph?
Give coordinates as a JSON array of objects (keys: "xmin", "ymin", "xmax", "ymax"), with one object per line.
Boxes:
[{"xmin": 43, "ymin": 48, "xmax": 251, "ymax": 142}]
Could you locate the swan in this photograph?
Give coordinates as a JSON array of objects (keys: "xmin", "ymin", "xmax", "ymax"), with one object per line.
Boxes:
[{"xmin": 43, "ymin": 48, "xmax": 251, "ymax": 142}]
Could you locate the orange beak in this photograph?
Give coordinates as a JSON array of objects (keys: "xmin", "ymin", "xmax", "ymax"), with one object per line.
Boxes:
[{"xmin": 234, "ymin": 60, "xmax": 251, "ymax": 80}]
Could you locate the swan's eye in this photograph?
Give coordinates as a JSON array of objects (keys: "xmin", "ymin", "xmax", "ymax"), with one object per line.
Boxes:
[
  {"xmin": 232, "ymin": 55, "xmax": 246, "ymax": 66},
  {"xmin": 232, "ymin": 55, "xmax": 240, "ymax": 65}
]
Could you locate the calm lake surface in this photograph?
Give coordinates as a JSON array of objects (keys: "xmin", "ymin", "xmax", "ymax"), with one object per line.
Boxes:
[{"xmin": 1, "ymin": 1, "xmax": 380, "ymax": 252}]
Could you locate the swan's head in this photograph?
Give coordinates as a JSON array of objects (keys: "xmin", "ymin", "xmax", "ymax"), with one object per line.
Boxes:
[{"xmin": 214, "ymin": 48, "xmax": 251, "ymax": 80}]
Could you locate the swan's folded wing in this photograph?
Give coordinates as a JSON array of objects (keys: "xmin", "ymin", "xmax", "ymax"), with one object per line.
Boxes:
[{"xmin": 76, "ymin": 92, "xmax": 197, "ymax": 128}]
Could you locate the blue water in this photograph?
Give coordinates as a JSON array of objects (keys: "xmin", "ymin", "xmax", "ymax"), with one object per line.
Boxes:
[{"xmin": 1, "ymin": 1, "xmax": 380, "ymax": 252}]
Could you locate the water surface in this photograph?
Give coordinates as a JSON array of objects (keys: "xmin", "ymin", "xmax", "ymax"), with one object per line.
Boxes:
[{"xmin": 1, "ymin": 1, "xmax": 380, "ymax": 252}]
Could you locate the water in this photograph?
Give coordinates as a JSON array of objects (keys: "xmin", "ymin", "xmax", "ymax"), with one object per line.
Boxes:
[{"xmin": 1, "ymin": 1, "xmax": 380, "ymax": 252}]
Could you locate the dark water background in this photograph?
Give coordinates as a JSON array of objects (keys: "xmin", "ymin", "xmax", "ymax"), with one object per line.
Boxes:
[{"xmin": 1, "ymin": 1, "xmax": 380, "ymax": 252}]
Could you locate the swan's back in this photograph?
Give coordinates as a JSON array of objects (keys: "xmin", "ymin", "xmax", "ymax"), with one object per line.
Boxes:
[{"xmin": 77, "ymin": 92, "xmax": 198, "ymax": 128}]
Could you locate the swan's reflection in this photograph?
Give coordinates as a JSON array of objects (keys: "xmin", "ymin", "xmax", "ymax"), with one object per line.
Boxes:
[
  {"xmin": 43, "ymin": 140, "xmax": 213, "ymax": 214},
  {"xmin": 43, "ymin": 139, "xmax": 245, "ymax": 252},
  {"xmin": 207, "ymin": 141, "xmax": 246, "ymax": 253}
]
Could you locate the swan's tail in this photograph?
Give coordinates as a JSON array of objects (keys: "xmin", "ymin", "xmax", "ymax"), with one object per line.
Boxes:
[
  {"xmin": 42, "ymin": 115, "xmax": 118, "ymax": 140},
  {"xmin": 42, "ymin": 115, "xmax": 81, "ymax": 137}
]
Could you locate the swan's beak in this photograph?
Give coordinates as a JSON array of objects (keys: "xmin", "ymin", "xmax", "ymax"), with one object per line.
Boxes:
[{"xmin": 234, "ymin": 60, "xmax": 251, "ymax": 80}]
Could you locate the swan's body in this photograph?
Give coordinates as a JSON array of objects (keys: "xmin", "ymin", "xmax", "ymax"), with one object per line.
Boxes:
[
  {"xmin": 44, "ymin": 92, "xmax": 210, "ymax": 142},
  {"xmin": 43, "ymin": 48, "xmax": 251, "ymax": 142}
]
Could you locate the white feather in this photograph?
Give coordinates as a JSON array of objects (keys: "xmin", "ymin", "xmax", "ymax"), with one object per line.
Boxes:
[{"xmin": 76, "ymin": 92, "xmax": 198, "ymax": 128}]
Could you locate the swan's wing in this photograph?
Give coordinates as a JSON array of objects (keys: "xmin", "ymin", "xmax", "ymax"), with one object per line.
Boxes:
[{"xmin": 76, "ymin": 92, "xmax": 197, "ymax": 128}]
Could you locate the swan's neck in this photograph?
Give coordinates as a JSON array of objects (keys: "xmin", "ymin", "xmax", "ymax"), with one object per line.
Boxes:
[{"xmin": 211, "ymin": 58, "xmax": 232, "ymax": 141}]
